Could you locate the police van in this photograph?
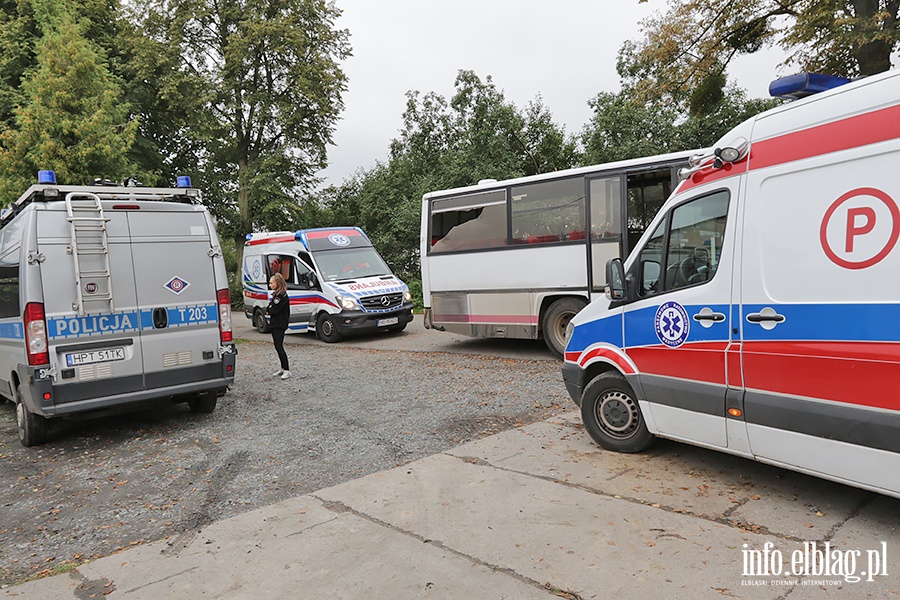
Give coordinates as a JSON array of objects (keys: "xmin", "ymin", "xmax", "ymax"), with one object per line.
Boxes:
[
  {"xmin": 242, "ymin": 227, "xmax": 413, "ymax": 341},
  {"xmin": 0, "ymin": 171, "xmax": 237, "ymax": 446},
  {"xmin": 563, "ymin": 69, "xmax": 900, "ymax": 498}
]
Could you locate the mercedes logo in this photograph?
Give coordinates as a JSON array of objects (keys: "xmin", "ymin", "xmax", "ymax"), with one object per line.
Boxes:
[{"xmin": 380, "ymin": 296, "xmax": 391, "ymax": 307}]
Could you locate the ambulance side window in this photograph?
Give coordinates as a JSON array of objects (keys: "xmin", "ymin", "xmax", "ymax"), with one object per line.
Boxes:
[
  {"xmin": 267, "ymin": 255, "xmax": 295, "ymax": 283},
  {"xmin": 639, "ymin": 190, "xmax": 729, "ymax": 296}
]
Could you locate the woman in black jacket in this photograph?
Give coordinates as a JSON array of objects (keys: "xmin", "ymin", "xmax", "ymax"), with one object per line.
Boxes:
[{"xmin": 267, "ymin": 273, "xmax": 291, "ymax": 380}]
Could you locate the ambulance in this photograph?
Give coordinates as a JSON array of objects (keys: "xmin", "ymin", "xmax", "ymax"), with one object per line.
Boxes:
[
  {"xmin": 563, "ymin": 69, "xmax": 900, "ymax": 498},
  {"xmin": 0, "ymin": 172, "xmax": 237, "ymax": 446},
  {"xmin": 242, "ymin": 228, "xmax": 414, "ymax": 341}
]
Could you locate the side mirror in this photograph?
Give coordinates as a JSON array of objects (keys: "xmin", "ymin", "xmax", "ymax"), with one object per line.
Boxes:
[
  {"xmin": 307, "ymin": 272, "xmax": 318, "ymax": 288},
  {"xmin": 605, "ymin": 258, "xmax": 626, "ymax": 301}
]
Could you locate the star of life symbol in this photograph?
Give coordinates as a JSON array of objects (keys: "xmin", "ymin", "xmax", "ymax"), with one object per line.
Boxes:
[
  {"xmin": 163, "ymin": 276, "xmax": 190, "ymax": 295},
  {"xmin": 655, "ymin": 301, "xmax": 689, "ymax": 348},
  {"xmin": 328, "ymin": 233, "xmax": 351, "ymax": 247}
]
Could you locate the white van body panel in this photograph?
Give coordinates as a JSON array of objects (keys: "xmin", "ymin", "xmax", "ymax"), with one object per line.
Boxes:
[{"xmin": 564, "ymin": 68, "xmax": 900, "ymax": 498}]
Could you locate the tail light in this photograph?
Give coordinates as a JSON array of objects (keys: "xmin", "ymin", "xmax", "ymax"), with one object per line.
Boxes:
[
  {"xmin": 217, "ymin": 289, "xmax": 233, "ymax": 343},
  {"xmin": 24, "ymin": 302, "xmax": 49, "ymax": 365}
]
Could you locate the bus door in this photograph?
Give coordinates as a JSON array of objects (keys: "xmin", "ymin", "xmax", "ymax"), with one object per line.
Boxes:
[{"xmin": 586, "ymin": 175, "xmax": 624, "ymax": 295}]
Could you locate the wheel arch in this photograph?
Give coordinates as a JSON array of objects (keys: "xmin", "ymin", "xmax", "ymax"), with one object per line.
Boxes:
[{"xmin": 536, "ymin": 293, "xmax": 589, "ymax": 339}]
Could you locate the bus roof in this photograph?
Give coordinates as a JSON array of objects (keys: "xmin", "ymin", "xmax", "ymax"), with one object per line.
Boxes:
[{"xmin": 421, "ymin": 148, "xmax": 706, "ymax": 200}]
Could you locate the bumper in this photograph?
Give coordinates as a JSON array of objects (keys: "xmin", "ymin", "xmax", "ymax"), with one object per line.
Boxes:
[
  {"xmin": 561, "ymin": 362, "xmax": 586, "ymax": 407},
  {"xmin": 22, "ymin": 347, "xmax": 236, "ymax": 418},
  {"xmin": 332, "ymin": 304, "xmax": 414, "ymax": 335}
]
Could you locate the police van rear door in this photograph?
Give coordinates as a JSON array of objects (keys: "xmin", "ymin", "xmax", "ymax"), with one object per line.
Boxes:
[{"xmin": 126, "ymin": 203, "xmax": 220, "ymax": 386}]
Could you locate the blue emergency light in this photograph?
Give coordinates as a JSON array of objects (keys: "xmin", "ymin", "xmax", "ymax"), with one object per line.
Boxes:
[
  {"xmin": 38, "ymin": 170, "xmax": 56, "ymax": 184},
  {"xmin": 769, "ymin": 73, "xmax": 851, "ymax": 100},
  {"xmin": 176, "ymin": 175, "xmax": 192, "ymax": 188}
]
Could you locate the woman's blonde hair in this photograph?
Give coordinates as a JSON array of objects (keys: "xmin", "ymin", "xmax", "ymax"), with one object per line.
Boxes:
[{"xmin": 270, "ymin": 272, "xmax": 287, "ymax": 294}]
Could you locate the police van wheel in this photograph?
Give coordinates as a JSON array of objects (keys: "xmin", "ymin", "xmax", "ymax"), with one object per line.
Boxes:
[
  {"xmin": 541, "ymin": 298, "xmax": 586, "ymax": 359},
  {"xmin": 15, "ymin": 385, "xmax": 48, "ymax": 447},
  {"xmin": 581, "ymin": 372, "xmax": 653, "ymax": 453},
  {"xmin": 317, "ymin": 313, "xmax": 343, "ymax": 343},
  {"xmin": 188, "ymin": 391, "xmax": 217, "ymax": 414},
  {"xmin": 253, "ymin": 309, "xmax": 270, "ymax": 334}
]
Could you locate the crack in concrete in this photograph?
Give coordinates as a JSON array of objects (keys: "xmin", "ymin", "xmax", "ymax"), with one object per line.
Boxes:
[{"xmin": 311, "ymin": 495, "xmax": 583, "ymax": 599}]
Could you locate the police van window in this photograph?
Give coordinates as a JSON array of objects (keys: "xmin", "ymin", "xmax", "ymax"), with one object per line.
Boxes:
[
  {"xmin": 638, "ymin": 190, "xmax": 729, "ymax": 296},
  {"xmin": 0, "ymin": 265, "xmax": 20, "ymax": 318}
]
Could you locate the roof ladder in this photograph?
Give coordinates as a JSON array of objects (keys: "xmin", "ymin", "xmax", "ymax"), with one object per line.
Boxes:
[{"xmin": 66, "ymin": 192, "xmax": 114, "ymax": 315}]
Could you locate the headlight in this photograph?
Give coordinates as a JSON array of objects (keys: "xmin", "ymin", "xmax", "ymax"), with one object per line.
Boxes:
[
  {"xmin": 336, "ymin": 295, "xmax": 359, "ymax": 311},
  {"xmin": 404, "ymin": 291, "xmax": 412, "ymax": 302}
]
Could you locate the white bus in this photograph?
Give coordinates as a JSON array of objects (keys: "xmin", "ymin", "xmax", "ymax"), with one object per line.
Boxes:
[{"xmin": 419, "ymin": 150, "xmax": 700, "ymax": 357}]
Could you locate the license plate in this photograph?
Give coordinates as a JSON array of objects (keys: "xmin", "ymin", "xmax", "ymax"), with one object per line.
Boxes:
[
  {"xmin": 377, "ymin": 317, "xmax": 399, "ymax": 327},
  {"xmin": 66, "ymin": 347, "xmax": 126, "ymax": 367}
]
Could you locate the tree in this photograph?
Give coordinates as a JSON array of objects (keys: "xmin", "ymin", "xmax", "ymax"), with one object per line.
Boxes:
[
  {"xmin": 130, "ymin": 0, "xmax": 350, "ymax": 262},
  {"xmin": 623, "ymin": 0, "xmax": 899, "ymax": 110},
  {"xmin": 0, "ymin": 0, "xmax": 137, "ymax": 200}
]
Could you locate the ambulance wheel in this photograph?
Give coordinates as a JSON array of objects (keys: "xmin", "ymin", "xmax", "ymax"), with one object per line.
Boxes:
[
  {"xmin": 188, "ymin": 391, "xmax": 217, "ymax": 414},
  {"xmin": 541, "ymin": 298, "xmax": 586, "ymax": 359},
  {"xmin": 316, "ymin": 313, "xmax": 343, "ymax": 343},
  {"xmin": 253, "ymin": 309, "xmax": 270, "ymax": 333},
  {"xmin": 15, "ymin": 384, "xmax": 48, "ymax": 447},
  {"xmin": 580, "ymin": 372, "xmax": 653, "ymax": 453}
]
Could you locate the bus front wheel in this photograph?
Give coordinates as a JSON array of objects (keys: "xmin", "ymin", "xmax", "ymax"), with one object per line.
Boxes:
[
  {"xmin": 580, "ymin": 372, "xmax": 653, "ymax": 453},
  {"xmin": 541, "ymin": 297, "xmax": 586, "ymax": 358}
]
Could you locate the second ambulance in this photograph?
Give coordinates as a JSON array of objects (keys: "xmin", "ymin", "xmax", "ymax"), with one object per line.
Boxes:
[{"xmin": 563, "ymin": 69, "xmax": 900, "ymax": 499}]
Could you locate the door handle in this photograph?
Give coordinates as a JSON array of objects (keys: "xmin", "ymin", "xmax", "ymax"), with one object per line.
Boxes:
[
  {"xmin": 693, "ymin": 312, "xmax": 725, "ymax": 322},
  {"xmin": 746, "ymin": 307, "xmax": 785, "ymax": 330}
]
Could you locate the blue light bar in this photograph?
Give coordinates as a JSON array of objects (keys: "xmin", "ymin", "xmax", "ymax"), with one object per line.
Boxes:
[
  {"xmin": 38, "ymin": 170, "xmax": 56, "ymax": 184},
  {"xmin": 769, "ymin": 73, "xmax": 851, "ymax": 100},
  {"xmin": 176, "ymin": 175, "xmax": 192, "ymax": 188}
]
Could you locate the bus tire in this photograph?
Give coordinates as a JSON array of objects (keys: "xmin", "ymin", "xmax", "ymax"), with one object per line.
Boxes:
[
  {"xmin": 253, "ymin": 308, "xmax": 270, "ymax": 334},
  {"xmin": 580, "ymin": 372, "xmax": 653, "ymax": 453},
  {"xmin": 16, "ymin": 384, "xmax": 48, "ymax": 447},
  {"xmin": 317, "ymin": 313, "xmax": 343, "ymax": 343},
  {"xmin": 188, "ymin": 391, "xmax": 217, "ymax": 414},
  {"xmin": 541, "ymin": 297, "xmax": 586, "ymax": 358}
]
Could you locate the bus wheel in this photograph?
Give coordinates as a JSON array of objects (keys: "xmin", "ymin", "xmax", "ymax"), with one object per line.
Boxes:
[
  {"xmin": 541, "ymin": 298, "xmax": 586, "ymax": 358},
  {"xmin": 15, "ymin": 385, "xmax": 48, "ymax": 447},
  {"xmin": 317, "ymin": 313, "xmax": 343, "ymax": 343},
  {"xmin": 580, "ymin": 372, "xmax": 653, "ymax": 453},
  {"xmin": 253, "ymin": 308, "xmax": 270, "ymax": 334},
  {"xmin": 188, "ymin": 391, "xmax": 217, "ymax": 414}
]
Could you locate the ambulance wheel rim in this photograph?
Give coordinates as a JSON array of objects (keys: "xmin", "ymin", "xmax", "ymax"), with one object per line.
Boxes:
[
  {"xmin": 596, "ymin": 391, "xmax": 638, "ymax": 436},
  {"xmin": 321, "ymin": 320, "xmax": 333, "ymax": 336}
]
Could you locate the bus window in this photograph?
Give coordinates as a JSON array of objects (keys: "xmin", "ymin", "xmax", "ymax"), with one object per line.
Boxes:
[
  {"xmin": 511, "ymin": 176, "xmax": 584, "ymax": 244},
  {"xmin": 430, "ymin": 190, "xmax": 507, "ymax": 252},
  {"xmin": 626, "ymin": 169, "xmax": 675, "ymax": 254}
]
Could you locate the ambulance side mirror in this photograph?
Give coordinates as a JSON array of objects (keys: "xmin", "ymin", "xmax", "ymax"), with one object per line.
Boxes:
[
  {"xmin": 306, "ymin": 272, "xmax": 318, "ymax": 289},
  {"xmin": 605, "ymin": 258, "xmax": 626, "ymax": 301}
]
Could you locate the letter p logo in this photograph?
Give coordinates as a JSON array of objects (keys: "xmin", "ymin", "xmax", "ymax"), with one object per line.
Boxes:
[{"xmin": 846, "ymin": 207, "xmax": 876, "ymax": 252}]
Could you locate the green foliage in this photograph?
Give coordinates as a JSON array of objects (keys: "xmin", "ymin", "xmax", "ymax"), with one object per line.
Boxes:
[
  {"xmin": 315, "ymin": 70, "xmax": 580, "ymax": 282},
  {"xmin": 0, "ymin": 1, "xmax": 137, "ymax": 200}
]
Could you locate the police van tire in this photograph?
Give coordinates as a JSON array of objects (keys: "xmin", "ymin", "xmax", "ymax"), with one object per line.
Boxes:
[
  {"xmin": 253, "ymin": 309, "xmax": 270, "ymax": 334},
  {"xmin": 188, "ymin": 391, "xmax": 217, "ymax": 414},
  {"xmin": 317, "ymin": 313, "xmax": 343, "ymax": 343},
  {"xmin": 541, "ymin": 297, "xmax": 586, "ymax": 359},
  {"xmin": 580, "ymin": 372, "xmax": 653, "ymax": 453},
  {"xmin": 15, "ymin": 385, "xmax": 48, "ymax": 447}
]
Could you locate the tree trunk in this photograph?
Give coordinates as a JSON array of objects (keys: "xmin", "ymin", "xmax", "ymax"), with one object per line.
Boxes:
[
  {"xmin": 234, "ymin": 158, "xmax": 252, "ymax": 271},
  {"xmin": 852, "ymin": 0, "xmax": 897, "ymax": 75}
]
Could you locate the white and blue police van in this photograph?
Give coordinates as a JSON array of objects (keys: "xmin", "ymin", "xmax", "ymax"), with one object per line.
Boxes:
[
  {"xmin": 0, "ymin": 171, "xmax": 236, "ymax": 446},
  {"xmin": 242, "ymin": 227, "xmax": 414, "ymax": 341},
  {"xmin": 563, "ymin": 69, "xmax": 900, "ymax": 498}
]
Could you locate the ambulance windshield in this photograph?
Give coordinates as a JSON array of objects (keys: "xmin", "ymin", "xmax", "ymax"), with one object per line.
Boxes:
[{"xmin": 314, "ymin": 247, "xmax": 392, "ymax": 282}]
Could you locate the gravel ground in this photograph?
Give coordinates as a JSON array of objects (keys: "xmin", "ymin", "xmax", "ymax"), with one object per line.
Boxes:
[{"xmin": 0, "ymin": 336, "xmax": 570, "ymax": 586}]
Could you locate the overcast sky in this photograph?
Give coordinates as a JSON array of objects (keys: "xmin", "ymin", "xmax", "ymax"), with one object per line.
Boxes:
[{"xmin": 318, "ymin": 0, "xmax": 788, "ymax": 188}]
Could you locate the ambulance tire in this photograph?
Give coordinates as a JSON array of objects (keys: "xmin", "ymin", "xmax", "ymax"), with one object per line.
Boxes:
[
  {"xmin": 188, "ymin": 391, "xmax": 217, "ymax": 414},
  {"xmin": 316, "ymin": 313, "xmax": 343, "ymax": 343},
  {"xmin": 253, "ymin": 308, "xmax": 271, "ymax": 334},
  {"xmin": 541, "ymin": 297, "xmax": 586, "ymax": 359},
  {"xmin": 580, "ymin": 372, "xmax": 653, "ymax": 453},
  {"xmin": 15, "ymin": 384, "xmax": 48, "ymax": 447}
]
